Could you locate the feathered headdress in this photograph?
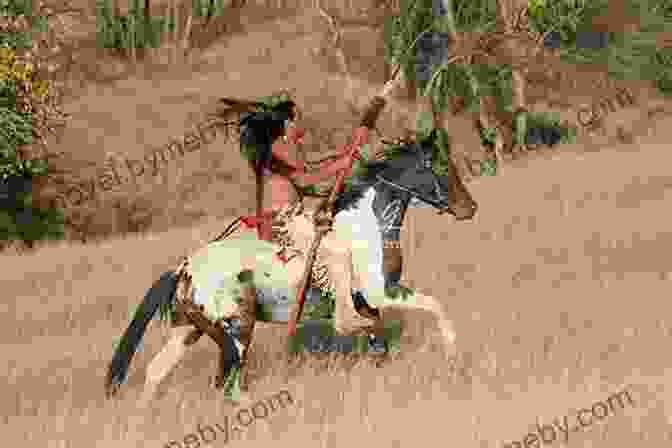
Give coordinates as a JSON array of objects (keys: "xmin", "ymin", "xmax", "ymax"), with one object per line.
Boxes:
[{"xmin": 218, "ymin": 90, "xmax": 297, "ymax": 166}]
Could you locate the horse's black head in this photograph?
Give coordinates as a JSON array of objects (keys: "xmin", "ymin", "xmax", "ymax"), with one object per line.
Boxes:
[{"xmin": 376, "ymin": 137, "xmax": 477, "ymax": 221}]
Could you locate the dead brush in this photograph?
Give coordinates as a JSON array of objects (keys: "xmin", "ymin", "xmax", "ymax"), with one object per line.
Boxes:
[{"xmin": 58, "ymin": 195, "xmax": 161, "ymax": 243}]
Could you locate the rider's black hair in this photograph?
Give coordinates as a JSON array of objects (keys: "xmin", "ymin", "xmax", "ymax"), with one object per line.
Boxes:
[
  {"xmin": 237, "ymin": 97, "xmax": 297, "ymax": 226},
  {"xmin": 239, "ymin": 99, "xmax": 296, "ymax": 172}
]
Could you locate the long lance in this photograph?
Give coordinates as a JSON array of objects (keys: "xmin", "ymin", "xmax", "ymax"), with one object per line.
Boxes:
[
  {"xmin": 286, "ymin": 137, "xmax": 359, "ymax": 336},
  {"xmin": 287, "ymin": 74, "xmax": 400, "ymax": 337}
]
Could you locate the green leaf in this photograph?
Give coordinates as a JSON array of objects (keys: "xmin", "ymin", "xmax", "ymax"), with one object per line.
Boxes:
[
  {"xmin": 478, "ymin": 126, "xmax": 497, "ymax": 146},
  {"xmin": 480, "ymin": 159, "xmax": 497, "ymax": 176},
  {"xmin": 415, "ymin": 110, "xmax": 433, "ymax": 139},
  {"xmin": 0, "ymin": 210, "xmax": 17, "ymax": 235}
]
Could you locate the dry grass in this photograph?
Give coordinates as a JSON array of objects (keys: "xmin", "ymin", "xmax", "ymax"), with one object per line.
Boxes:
[
  {"xmin": 5, "ymin": 135, "xmax": 672, "ymax": 447},
  {"xmin": 4, "ymin": 4, "xmax": 672, "ymax": 447}
]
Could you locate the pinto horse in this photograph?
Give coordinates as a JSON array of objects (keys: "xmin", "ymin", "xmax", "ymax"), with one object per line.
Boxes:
[{"xmin": 104, "ymin": 138, "xmax": 476, "ymax": 402}]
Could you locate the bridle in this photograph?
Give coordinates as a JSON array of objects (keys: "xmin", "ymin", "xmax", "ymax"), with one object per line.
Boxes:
[
  {"xmin": 375, "ymin": 175, "xmax": 449, "ymax": 213},
  {"xmin": 375, "ymin": 140, "xmax": 453, "ymax": 214}
]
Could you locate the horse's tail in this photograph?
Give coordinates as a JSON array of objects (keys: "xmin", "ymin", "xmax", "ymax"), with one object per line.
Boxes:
[
  {"xmin": 382, "ymin": 291, "xmax": 456, "ymax": 351},
  {"xmin": 105, "ymin": 270, "xmax": 178, "ymax": 398}
]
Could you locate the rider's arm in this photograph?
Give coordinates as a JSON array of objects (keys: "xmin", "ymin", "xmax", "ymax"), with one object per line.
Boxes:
[
  {"xmin": 291, "ymin": 156, "xmax": 348, "ymax": 185},
  {"xmin": 271, "ymin": 141, "xmax": 305, "ymax": 172},
  {"xmin": 291, "ymin": 126, "xmax": 370, "ymax": 185}
]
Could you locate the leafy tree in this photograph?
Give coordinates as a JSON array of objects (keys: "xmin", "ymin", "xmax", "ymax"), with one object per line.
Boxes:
[
  {"xmin": 383, "ymin": 0, "xmax": 672, "ymax": 174},
  {"xmin": 385, "ymin": 0, "xmax": 509, "ymax": 169},
  {"xmin": 1, "ymin": 0, "xmax": 67, "ymax": 248},
  {"xmin": 550, "ymin": 0, "xmax": 672, "ymax": 93},
  {"xmin": 96, "ymin": 0, "xmax": 172, "ymax": 53}
]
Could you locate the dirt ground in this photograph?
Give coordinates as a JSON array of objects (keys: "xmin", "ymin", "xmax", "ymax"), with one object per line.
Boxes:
[{"xmin": 4, "ymin": 2, "xmax": 672, "ymax": 447}]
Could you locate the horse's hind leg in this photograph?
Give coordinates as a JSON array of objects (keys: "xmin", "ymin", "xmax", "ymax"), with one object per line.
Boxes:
[{"xmin": 141, "ymin": 325, "xmax": 203, "ymax": 406}]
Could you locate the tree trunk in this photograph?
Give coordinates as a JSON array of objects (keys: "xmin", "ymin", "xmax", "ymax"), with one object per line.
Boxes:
[
  {"xmin": 436, "ymin": 0, "xmax": 503, "ymax": 171},
  {"xmin": 405, "ymin": 68, "xmax": 418, "ymax": 101},
  {"xmin": 205, "ymin": 0, "xmax": 216, "ymax": 27},
  {"xmin": 172, "ymin": 0, "xmax": 180, "ymax": 63},
  {"xmin": 129, "ymin": 0, "xmax": 138, "ymax": 63},
  {"xmin": 496, "ymin": 0, "xmax": 530, "ymax": 158},
  {"xmin": 511, "ymin": 70, "xmax": 528, "ymax": 155},
  {"xmin": 144, "ymin": 0, "xmax": 151, "ymax": 55},
  {"xmin": 389, "ymin": 58, "xmax": 416, "ymax": 101},
  {"xmin": 158, "ymin": 0, "xmax": 169, "ymax": 57},
  {"xmin": 182, "ymin": 10, "xmax": 194, "ymax": 59}
]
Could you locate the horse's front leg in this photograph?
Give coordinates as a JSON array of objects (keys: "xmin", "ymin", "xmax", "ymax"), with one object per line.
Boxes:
[{"xmin": 382, "ymin": 239, "xmax": 414, "ymax": 298}]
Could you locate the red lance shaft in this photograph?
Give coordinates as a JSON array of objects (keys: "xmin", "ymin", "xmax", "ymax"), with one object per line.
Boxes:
[
  {"xmin": 286, "ymin": 136, "xmax": 362, "ymax": 337},
  {"xmin": 286, "ymin": 92, "xmax": 389, "ymax": 336}
]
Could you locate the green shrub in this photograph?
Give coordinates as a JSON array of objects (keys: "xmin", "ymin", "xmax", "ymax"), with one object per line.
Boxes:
[
  {"xmin": 0, "ymin": 0, "xmax": 48, "ymax": 49},
  {"xmin": 478, "ymin": 125, "xmax": 498, "ymax": 149},
  {"xmin": 523, "ymin": 111, "xmax": 577, "ymax": 145},
  {"xmin": 528, "ymin": 0, "xmax": 672, "ymax": 97},
  {"xmin": 192, "ymin": 0, "xmax": 225, "ymax": 18},
  {"xmin": 479, "ymin": 159, "xmax": 497, "ymax": 177},
  {"xmin": 96, "ymin": 0, "xmax": 174, "ymax": 51},
  {"xmin": 0, "ymin": 1, "xmax": 67, "ymax": 248}
]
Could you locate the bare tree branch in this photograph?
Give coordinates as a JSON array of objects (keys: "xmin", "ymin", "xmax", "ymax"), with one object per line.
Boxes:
[
  {"xmin": 181, "ymin": 10, "xmax": 194, "ymax": 57},
  {"xmin": 317, "ymin": 4, "xmax": 358, "ymax": 116}
]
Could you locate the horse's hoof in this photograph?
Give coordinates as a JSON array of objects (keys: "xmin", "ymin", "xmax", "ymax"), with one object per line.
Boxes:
[{"xmin": 367, "ymin": 334, "xmax": 387, "ymax": 354}]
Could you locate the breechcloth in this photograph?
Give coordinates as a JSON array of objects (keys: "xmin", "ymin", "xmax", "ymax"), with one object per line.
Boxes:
[
  {"xmin": 274, "ymin": 201, "xmax": 382, "ymax": 333},
  {"xmin": 270, "ymin": 201, "xmax": 332, "ymax": 290}
]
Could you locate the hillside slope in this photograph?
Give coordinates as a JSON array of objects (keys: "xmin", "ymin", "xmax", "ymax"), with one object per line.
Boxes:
[{"xmin": 4, "ymin": 128, "xmax": 672, "ymax": 447}]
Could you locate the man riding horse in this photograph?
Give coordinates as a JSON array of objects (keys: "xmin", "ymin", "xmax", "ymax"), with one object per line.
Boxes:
[
  {"xmin": 106, "ymin": 83, "xmax": 477, "ymax": 404},
  {"xmin": 156, "ymin": 91, "xmax": 392, "ymax": 395},
  {"xmin": 227, "ymin": 91, "xmax": 397, "ymax": 335}
]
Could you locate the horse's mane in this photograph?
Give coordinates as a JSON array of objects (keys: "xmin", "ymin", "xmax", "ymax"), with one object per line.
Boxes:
[
  {"xmin": 333, "ymin": 140, "xmax": 422, "ymax": 215},
  {"xmin": 333, "ymin": 158, "xmax": 390, "ymax": 214}
]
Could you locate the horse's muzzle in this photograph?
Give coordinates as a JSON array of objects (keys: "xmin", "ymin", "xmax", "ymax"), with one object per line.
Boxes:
[{"xmin": 440, "ymin": 200, "xmax": 477, "ymax": 221}]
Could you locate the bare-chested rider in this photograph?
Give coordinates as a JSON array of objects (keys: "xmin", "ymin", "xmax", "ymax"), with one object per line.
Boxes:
[{"xmin": 236, "ymin": 94, "xmax": 384, "ymax": 338}]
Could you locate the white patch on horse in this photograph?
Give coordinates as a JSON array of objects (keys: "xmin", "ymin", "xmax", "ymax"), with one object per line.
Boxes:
[{"xmin": 333, "ymin": 188, "xmax": 385, "ymax": 295}]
